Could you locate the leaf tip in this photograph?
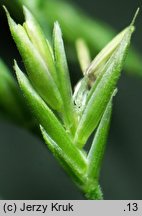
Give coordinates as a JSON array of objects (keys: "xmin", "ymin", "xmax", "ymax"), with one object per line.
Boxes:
[
  {"xmin": 131, "ymin": 8, "xmax": 140, "ymax": 26},
  {"xmin": 54, "ymin": 21, "xmax": 62, "ymax": 36},
  {"xmin": 23, "ymin": 5, "xmax": 33, "ymax": 22},
  {"xmin": 2, "ymin": 5, "xmax": 10, "ymax": 16},
  {"xmin": 3, "ymin": 5, "xmax": 17, "ymax": 30},
  {"xmin": 13, "ymin": 60, "xmax": 24, "ymax": 84}
]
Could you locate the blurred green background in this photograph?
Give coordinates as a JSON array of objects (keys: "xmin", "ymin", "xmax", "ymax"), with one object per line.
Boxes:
[{"xmin": 0, "ymin": 0, "xmax": 142, "ymax": 199}]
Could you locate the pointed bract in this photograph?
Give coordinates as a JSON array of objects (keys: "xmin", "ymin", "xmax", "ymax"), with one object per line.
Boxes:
[
  {"xmin": 5, "ymin": 8, "xmax": 63, "ymax": 111},
  {"xmin": 14, "ymin": 62, "xmax": 87, "ymax": 175},
  {"xmin": 87, "ymin": 91, "xmax": 114, "ymax": 180},
  {"xmin": 53, "ymin": 22, "xmax": 76, "ymax": 134},
  {"xmin": 23, "ymin": 6, "xmax": 58, "ymax": 86},
  {"xmin": 86, "ymin": 27, "xmax": 130, "ymax": 78},
  {"xmin": 41, "ymin": 126, "xmax": 87, "ymax": 183},
  {"xmin": 76, "ymin": 38, "xmax": 91, "ymax": 74},
  {"xmin": 74, "ymin": 26, "xmax": 134, "ymax": 148}
]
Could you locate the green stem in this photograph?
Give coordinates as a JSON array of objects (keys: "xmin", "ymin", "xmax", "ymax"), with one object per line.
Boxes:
[{"xmin": 83, "ymin": 180, "xmax": 103, "ymax": 200}]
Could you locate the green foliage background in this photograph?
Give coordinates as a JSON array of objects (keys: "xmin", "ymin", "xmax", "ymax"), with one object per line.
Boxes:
[{"xmin": 0, "ymin": 0, "xmax": 142, "ymax": 199}]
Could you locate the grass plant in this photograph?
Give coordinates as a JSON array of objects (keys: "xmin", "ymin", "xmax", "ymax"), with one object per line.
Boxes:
[{"xmin": 2, "ymin": 5, "xmax": 137, "ymax": 199}]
